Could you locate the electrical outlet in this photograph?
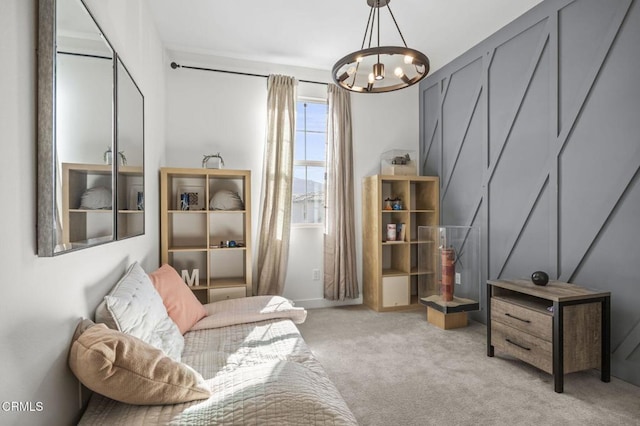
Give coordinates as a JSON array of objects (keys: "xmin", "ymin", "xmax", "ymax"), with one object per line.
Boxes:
[
  {"xmin": 312, "ymin": 269, "xmax": 321, "ymax": 281},
  {"xmin": 455, "ymin": 272, "xmax": 462, "ymax": 285}
]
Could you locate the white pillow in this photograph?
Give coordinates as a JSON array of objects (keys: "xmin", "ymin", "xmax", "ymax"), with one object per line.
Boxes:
[
  {"xmin": 95, "ymin": 262, "xmax": 184, "ymax": 361},
  {"xmin": 209, "ymin": 189, "xmax": 244, "ymax": 210},
  {"xmin": 79, "ymin": 186, "xmax": 112, "ymax": 209}
]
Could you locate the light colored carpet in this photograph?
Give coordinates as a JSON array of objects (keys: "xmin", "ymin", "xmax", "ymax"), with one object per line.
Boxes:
[{"xmin": 297, "ymin": 305, "xmax": 640, "ymax": 426}]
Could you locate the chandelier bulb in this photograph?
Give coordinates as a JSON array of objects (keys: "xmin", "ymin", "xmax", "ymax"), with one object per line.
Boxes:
[
  {"xmin": 366, "ymin": 71, "xmax": 375, "ymax": 91},
  {"xmin": 404, "ymin": 55, "xmax": 414, "ymax": 65},
  {"xmin": 394, "ymin": 67, "xmax": 411, "ymax": 84}
]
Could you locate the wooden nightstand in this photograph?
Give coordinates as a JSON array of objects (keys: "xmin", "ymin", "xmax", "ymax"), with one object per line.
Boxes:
[{"xmin": 487, "ymin": 279, "xmax": 610, "ymax": 393}]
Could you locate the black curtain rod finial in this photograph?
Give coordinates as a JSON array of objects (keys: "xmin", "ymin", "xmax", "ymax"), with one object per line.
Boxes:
[{"xmin": 170, "ymin": 62, "xmax": 180, "ymax": 69}]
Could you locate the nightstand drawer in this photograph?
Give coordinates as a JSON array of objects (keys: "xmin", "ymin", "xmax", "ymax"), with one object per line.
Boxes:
[
  {"xmin": 492, "ymin": 320, "xmax": 552, "ymax": 374},
  {"xmin": 491, "ymin": 297, "xmax": 552, "ymax": 341}
]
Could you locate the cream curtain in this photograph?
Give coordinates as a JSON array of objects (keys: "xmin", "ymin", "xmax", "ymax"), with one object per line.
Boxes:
[
  {"xmin": 256, "ymin": 75, "xmax": 297, "ymax": 295},
  {"xmin": 324, "ymin": 84, "xmax": 359, "ymax": 300}
]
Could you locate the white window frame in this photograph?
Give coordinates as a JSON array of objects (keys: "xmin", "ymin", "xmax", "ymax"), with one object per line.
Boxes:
[{"xmin": 292, "ymin": 96, "xmax": 327, "ymax": 228}]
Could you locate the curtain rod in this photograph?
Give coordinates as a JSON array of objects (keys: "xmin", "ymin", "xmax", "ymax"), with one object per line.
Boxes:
[
  {"xmin": 58, "ymin": 51, "xmax": 112, "ymax": 61},
  {"xmin": 170, "ymin": 61, "xmax": 328, "ymax": 86}
]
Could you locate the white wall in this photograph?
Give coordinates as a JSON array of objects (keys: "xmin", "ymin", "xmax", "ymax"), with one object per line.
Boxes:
[
  {"xmin": 350, "ymin": 85, "xmax": 420, "ymax": 304},
  {"xmin": 0, "ymin": 0, "xmax": 165, "ymax": 424},
  {"xmin": 164, "ymin": 51, "xmax": 419, "ymax": 308}
]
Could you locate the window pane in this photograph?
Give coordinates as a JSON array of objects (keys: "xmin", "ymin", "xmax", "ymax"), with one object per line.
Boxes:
[
  {"xmin": 292, "ymin": 166, "xmax": 307, "ymax": 223},
  {"xmin": 306, "ymin": 166, "xmax": 325, "ymax": 192},
  {"xmin": 305, "ymin": 102, "xmax": 327, "ymax": 132},
  {"xmin": 295, "ymin": 102, "xmax": 306, "ymax": 131},
  {"xmin": 305, "ymin": 132, "xmax": 326, "ymax": 162},
  {"xmin": 295, "ymin": 130, "xmax": 306, "ymax": 161},
  {"xmin": 292, "ymin": 165, "xmax": 325, "ymax": 224},
  {"xmin": 292, "ymin": 166, "xmax": 307, "ymax": 196},
  {"xmin": 305, "ymin": 166, "xmax": 325, "ymax": 224},
  {"xmin": 305, "ymin": 196, "xmax": 325, "ymax": 224}
]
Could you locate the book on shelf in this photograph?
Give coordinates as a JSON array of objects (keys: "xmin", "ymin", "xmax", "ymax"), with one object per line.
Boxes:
[{"xmin": 398, "ymin": 223, "xmax": 406, "ymax": 242}]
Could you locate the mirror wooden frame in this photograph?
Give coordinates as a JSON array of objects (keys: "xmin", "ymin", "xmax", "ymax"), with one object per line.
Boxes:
[{"xmin": 37, "ymin": 0, "xmax": 145, "ymax": 256}]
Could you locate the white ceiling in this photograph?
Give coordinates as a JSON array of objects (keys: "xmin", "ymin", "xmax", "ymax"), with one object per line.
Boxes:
[{"xmin": 148, "ymin": 0, "xmax": 543, "ymax": 73}]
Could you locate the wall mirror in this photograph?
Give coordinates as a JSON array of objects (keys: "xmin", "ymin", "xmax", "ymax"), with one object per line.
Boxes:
[
  {"xmin": 116, "ymin": 59, "xmax": 145, "ymax": 239},
  {"xmin": 37, "ymin": 0, "xmax": 145, "ymax": 256}
]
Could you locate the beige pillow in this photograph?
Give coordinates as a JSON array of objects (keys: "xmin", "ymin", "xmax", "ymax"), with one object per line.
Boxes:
[{"xmin": 69, "ymin": 319, "xmax": 211, "ymax": 405}]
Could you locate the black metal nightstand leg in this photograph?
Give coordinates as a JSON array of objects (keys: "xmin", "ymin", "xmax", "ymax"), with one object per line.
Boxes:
[
  {"xmin": 487, "ymin": 283, "xmax": 494, "ymax": 357},
  {"xmin": 553, "ymin": 301, "xmax": 564, "ymax": 393}
]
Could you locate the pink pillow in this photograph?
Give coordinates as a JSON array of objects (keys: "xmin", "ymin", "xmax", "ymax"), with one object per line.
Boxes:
[{"xmin": 149, "ymin": 264, "xmax": 207, "ymax": 334}]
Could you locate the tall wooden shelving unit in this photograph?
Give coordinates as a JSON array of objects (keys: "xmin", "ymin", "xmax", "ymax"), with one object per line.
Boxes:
[
  {"xmin": 160, "ymin": 167, "xmax": 252, "ymax": 304},
  {"xmin": 362, "ymin": 175, "xmax": 439, "ymax": 312}
]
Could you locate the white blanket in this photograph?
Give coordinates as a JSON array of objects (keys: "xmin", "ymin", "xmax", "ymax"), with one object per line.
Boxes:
[{"xmin": 190, "ymin": 295, "xmax": 307, "ymax": 331}]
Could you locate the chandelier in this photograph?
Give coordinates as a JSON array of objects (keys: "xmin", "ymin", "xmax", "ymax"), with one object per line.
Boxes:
[{"xmin": 332, "ymin": 0, "xmax": 430, "ymax": 93}]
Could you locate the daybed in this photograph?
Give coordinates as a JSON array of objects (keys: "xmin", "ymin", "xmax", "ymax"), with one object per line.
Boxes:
[{"xmin": 69, "ymin": 262, "xmax": 357, "ymax": 425}]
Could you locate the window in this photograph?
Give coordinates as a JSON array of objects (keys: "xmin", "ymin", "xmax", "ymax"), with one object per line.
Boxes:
[{"xmin": 292, "ymin": 99, "xmax": 327, "ymax": 224}]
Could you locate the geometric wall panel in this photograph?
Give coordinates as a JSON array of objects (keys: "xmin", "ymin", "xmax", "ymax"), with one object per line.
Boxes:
[
  {"xmin": 558, "ymin": 0, "xmax": 622, "ymax": 131},
  {"xmin": 441, "ymin": 106, "xmax": 483, "ymax": 228},
  {"xmin": 489, "ymin": 19, "xmax": 547, "ymax": 162},
  {"xmin": 421, "ymin": 82, "xmax": 441, "ymax": 176},
  {"xmin": 420, "ymin": 0, "xmax": 639, "ymax": 386},
  {"xmin": 442, "ymin": 57, "xmax": 482, "ymax": 185}
]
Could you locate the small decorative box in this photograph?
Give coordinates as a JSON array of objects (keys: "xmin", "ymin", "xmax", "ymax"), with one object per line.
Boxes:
[{"xmin": 380, "ymin": 149, "xmax": 417, "ymax": 175}]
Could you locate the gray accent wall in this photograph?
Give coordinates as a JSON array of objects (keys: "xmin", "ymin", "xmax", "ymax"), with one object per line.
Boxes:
[{"xmin": 419, "ymin": 0, "xmax": 640, "ymax": 386}]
